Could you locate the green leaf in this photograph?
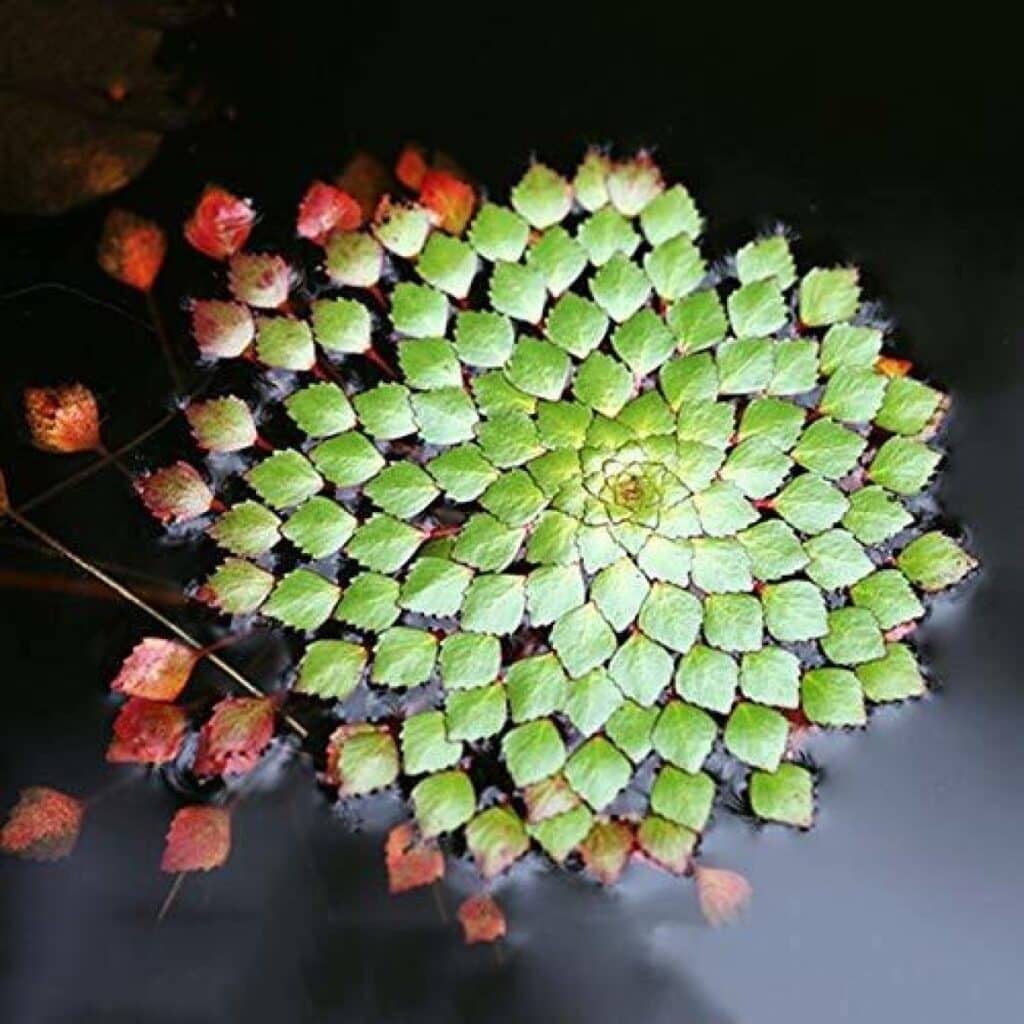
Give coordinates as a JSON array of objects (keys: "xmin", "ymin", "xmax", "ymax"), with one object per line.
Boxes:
[
  {"xmin": 246, "ymin": 450, "xmax": 323, "ymax": 509},
  {"xmin": 325, "ymin": 231, "xmax": 383, "ymax": 287},
  {"xmin": 352, "ymin": 384, "xmax": 416, "ymax": 440},
  {"xmin": 720, "ymin": 437, "xmax": 792, "ymax": 499},
  {"xmin": 841, "ymin": 485, "xmax": 912, "ymax": 545},
  {"xmin": 263, "ymin": 569, "xmax": 339, "ymax": 630},
  {"xmin": 465, "ymin": 807, "xmax": 529, "ymax": 879},
  {"xmin": 409, "ymin": 387, "xmax": 478, "ymax": 445},
  {"xmin": 736, "ymin": 234, "xmax": 796, "ymax": 288},
  {"xmin": 637, "ymin": 815, "xmax": 696, "ymax": 875},
  {"xmin": 573, "ymin": 351, "xmax": 634, "ymax": 416},
  {"xmin": 675, "ymin": 644, "xmax": 738, "ymax": 713},
  {"xmin": 717, "ymin": 338, "xmax": 775, "ymax": 394},
  {"xmin": 856, "ymin": 643, "xmax": 926, "ymax": 702},
  {"xmin": 738, "ymin": 396, "xmax": 805, "ymax": 449},
  {"xmin": 480, "ymin": 469, "xmax": 547, "ymax": 526},
  {"xmin": 527, "ymin": 226, "xmax": 587, "ymax": 295},
  {"xmin": 578, "ymin": 206, "xmax": 640, "ymax": 265},
  {"xmin": 202, "ymin": 558, "xmax": 274, "ymax": 614},
  {"xmin": 439, "ymin": 632, "xmax": 501, "ymax": 689},
  {"xmin": 589, "ymin": 252, "xmax": 651, "ymax": 323},
  {"xmin": 639, "ymin": 184, "xmax": 702, "ymax": 244},
  {"xmin": 897, "ymin": 531, "xmax": 975, "ymax": 591},
  {"xmin": 345, "ymin": 514, "xmax": 423, "ymax": 573},
  {"xmin": 451, "ymin": 513, "xmax": 524, "ymax": 571},
  {"xmin": 364, "ymin": 462, "xmax": 439, "ymax": 519},
  {"xmin": 460, "ymin": 573, "xmax": 526, "ymax": 635},
  {"xmin": 799, "ymin": 267, "xmax": 860, "ymax": 326},
  {"xmin": 702, "ymin": 593, "xmax": 763, "ymax": 653},
  {"xmin": 761, "ymin": 580, "xmax": 828, "ymax": 641},
  {"xmin": 676, "ymin": 400, "xmax": 735, "ymax": 448},
  {"xmin": 505, "ymin": 338, "xmax": 571, "ymax": 400},
  {"xmin": 651, "ymin": 701, "xmax": 717, "ymax": 773},
  {"xmin": 427, "ymin": 445, "xmax": 498, "ymax": 501},
  {"xmin": 506, "ymin": 654, "xmax": 568, "ymax": 722},
  {"xmin": 446, "ymin": 683, "xmax": 508, "ymax": 741},
  {"xmin": 477, "ymin": 411, "xmax": 543, "ymax": 467},
  {"xmin": 453, "ymin": 310, "xmax": 515, "ymax": 367},
  {"xmin": 255, "ymin": 316, "xmax": 315, "ymax": 371},
  {"xmin": 820, "ymin": 606, "xmax": 885, "ymax": 665},
  {"xmin": 792, "ymin": 418, "xmax": 866, "ymax": 479},
  {"xmin": 331, "ymin": 725, "xmax": 398, "ymax": 796},
  {"xmin": 611, "ymin": 309, "xmax": 675, "ymax": 375},
  {"xmin": 638, "ymin": 583, "xmax": 702, "ymax": 652},
  {"xmin": 769, "ymin": 339, "xmax": 820, "ymax": 395},
  {"xmin": 310, "ymin": 297, "xmax": 371, "ymax": 354},
  {"xmin": 573, "ymin": 149, "xmax": 611, "ymax": 211},
  {"xmin": 390, "ymin": 282, "xmax": 448, "ymax": 337},
  {"xmin": 869, "ymin": 437, "xmax": 941, "ymax": 495},
  {"xmin": 644, "ymin": 234, "xmax": 705, "ymax": 300},
  {"xmin": 545, "ymin": 293, "xmax": 609, "ymax": 358},
  {"xmin": 372, "ymin": 201, "xmax": 431, "ymax": 258},
  {"xmin": 296, "ymin": 640, "xmax": 366, "ymax": 700},
  {"xmin": 819, "ymin": 324, "xmax": 882, "ymax": 375},
  {"xmin": 727, "ymin": 280, "xmax": 786, "ymax": 337},
  {"xmin": 724, "ymin": 702, "xmax": 788, "ymax": 770},
  {"xmin": 468, "ymin": 202, "xmax": 529, "ymax": 262},
  {"xmin": 563, "ymin": 669, "xmax": 623, "ymax": 735},
  {"xmin": 605, "ymin": 701, "xmax": 658, "ymax": 763},
  {"xmin": 801, "ymin": 667, "xmax": 866, "ymax": 726},
  {"xmin": 397, "ymin": 338, "xmax": 461, "ymax": 389},
  {"xmin": 525, "ymin": 564, "xmax": 585, "ymax": 626},
  {"xmin": 749, "ymin": 763, "xmax": 814, "ymax": 827},
  {"xmin": 564, "ymin": 737, "xmax": 631, "ymax": 810},
  {"xmin": 692, "ymin": 481, "xmax": 759, "ymax": 537},
  {"xmin": 416, "ymin": 233, "xmax": 477, "ymax": 298},
  {"xmin": 650, "ymin": 766, "xmax": 715, "ymax": 831},
  {"xmin": 550, "ymin": 602, "xmax": 617, "ymax": 678},
  {"xmin": 850, "ymin": 569, "xmax": 925, "ymax": 629},
  {"xmin": 510, "ymin": 163, "xmax": 572, "ymax": 228},
  {"xmin": 537, "ymin": 400, "xmax": 593, "ymax": 450},
  {"xmin": 875, "ymin": 377, "xmax": 943, "ymax": 435},
  {"xmin": 803, "ymin": 528, "xmax": 873, "ymax": 590},
  {"xmin": 737, "ymin": 520, "xmax": 809, "ymax": 581},
  {"xmin": 739, "ymin": 648, "xmax": 800, "ymax": 708},
  {"xmin": 285, "ymin": 383, "xmax": 356, "ymax": 437},
  {"xmin": 606, "ymin": 156, "xmax": 663, "ymax": 216},
  {"xmin": 411, "ymin": 770, "xmax": 475, "ymax": 837},
  {"xmin": 690, "ymin": 538, "xmax": 753, "ymax": 593},
  {"xmin": 666, "ymin": 289, "xmax": 727, "ymax": 353},
  {"xmin": 371, "ymin": 626, "xmax": 437, "ymax": 688},
  {"xmin": 400, "ymin": 711, "xmax": 463, "ymax": 775},
  {"xmin": 773, "ymin": 473, "xmax": 849, "ymax": 534},
  {"xmin": 209, "ymin": 501, "xmax": 280, "ymax": 558},
  {"xmin": 399, "ymin": 556, "xmax": 473, "ymax": 616},
  {"xmin": 489, "ymin": 261, "xmax": 547, "ymax": 323},
  {"xmin": 502, "ymin": 718, "xmax": 567, "ymax": 787},
  {"xmin": 310, "ymin": 431, "xmax": 385, "ymax": 487},
  {"xmin": 528, "ymin": 805, "xmax": 594, "ymax": 862},
  {"xmin": 334, "ymin": 572, "xmax": 400, "ymax": 631},
  {"xmin": 590, "ymin": 557, "xmax": 649, "ymax": 632},
  {"xmin": 659, "ymin": 352, "xmax": 719, "ymax": 409},
  {"xmin": 819, "ymin": 367, "xmax": 886, "ymax": 423},
  {"xmin": 609, "ymin": 634, "xmax": 673, "ymax": 706},
  {"xmin": 282, "ymin": 497, "xmax": 356, "ymax": 557}
]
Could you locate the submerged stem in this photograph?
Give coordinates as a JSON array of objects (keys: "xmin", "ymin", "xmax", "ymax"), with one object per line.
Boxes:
[
  {"xmin": 146, "ymin": 289, "xmax": 185, "ymax": 392},
  {"xmin": 156, "ymin": 871, "xmax": 187, "ymax": 923}
]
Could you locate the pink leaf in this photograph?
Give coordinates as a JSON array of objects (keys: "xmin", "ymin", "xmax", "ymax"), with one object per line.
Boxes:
[
  {"xmin": 107, "ymin": 698, "xmax": 188, "ymax": 764},
  {"xmin": 184, "ymin": 186, "xmax": 254, "ymax": 260},
  {"xmin": 161, "ymin": 805, "xmax": 231, "ymax": 872},
  {"xmin": 135, "ymin": 462, "xmax": 214, "ymax": 523},
  {"xmin": 227, "ymin": 252, "xmax": 291, "ymax": 309},
  {"xmin": 694, "ymin": 865, "xmax": 752, "ymax": 927},
  {"xmin": 297, "ymin": 181, "xmax": 361, "ymax": 243}
]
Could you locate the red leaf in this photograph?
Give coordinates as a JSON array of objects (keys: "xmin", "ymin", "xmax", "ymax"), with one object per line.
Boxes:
[
  {"xmin": 135, "ymin": 461, "xmax": 214, "ymax": 523},
  {"xmin": 112, "ymin": 638, "xmax": 199, "ymax": 701},
  {"xmin": 297, "ymin": 181, "xmax": 361, "ymax": 243},
  {"xmin": 876, "ymin": 355, "xmax": 913, "ymax": 378},
  {"xmin": 694, "ymin": 865, "xmax": 752, "ymax": 927},
  {"xmin": 193, "ymin": 696, "xmax": 275, "ymax": 777},
  {"xmin": 107, "ymin": 698, "xmax": 188, "ymax": 764},
  {"xmin": 457, "ymin": 893, "xmax": 506, "ymax": 945},
  {"xmin": 385, "ymin": 822, "xmax": 444, "ymax": 893},
  {"xmin": 419, "ymin": 170, "xmax": 475, "ymax": 235},
  {"xmin": 161, "ymin": 805, "xmax": 231, "ymax": 872},
  {"xmin": 97, "ymin": 208, "xmax": 166, "ymax": 291},
  {"xmin": 0, "ymin": 786, "xmax": 84, "ymax": 861},
  {"xmin": 23, "ymin": 384, "xmax": 101, "ymax": 454},
  {"xmin": 190, "ymin": 299, "xmax": 254, "ymax": 359},
  {"xmin": 227, "ymin": 252, "xmax": 291, "ymax": 308},
  {"xmin": 184, "ymin": 185, "xmax": 254, "ymax": 260},
  {"xmin": 395, "ymin": 144, "xmax": 428, "ymax": 191},
  {"xmin": 334, "ymin": 151, "xmax": 393, "ymax": 222}
]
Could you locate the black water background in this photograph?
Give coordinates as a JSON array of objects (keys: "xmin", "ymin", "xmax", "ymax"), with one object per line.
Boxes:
[{"xmin": 2, "ymin": 6, "xmax": 1023, "ymax": 1021}]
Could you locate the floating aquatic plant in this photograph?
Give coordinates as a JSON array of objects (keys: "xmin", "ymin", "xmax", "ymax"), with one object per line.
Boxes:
[{"xmin": 1, "ymin": 147, "xmax": 977, "ymax": 940}]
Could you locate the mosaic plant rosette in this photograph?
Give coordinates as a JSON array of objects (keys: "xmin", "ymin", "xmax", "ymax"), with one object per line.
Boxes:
[{"xmin": 163, "ymin": 151, "xmax": 974, "ymax": 889}]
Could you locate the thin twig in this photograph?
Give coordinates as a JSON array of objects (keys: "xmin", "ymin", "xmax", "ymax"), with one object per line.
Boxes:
[
  {"xmin": 432, "ymin": 881, "xmax": 448, "ymax": 923},
  {"xmin": 157, "ymin": 872, "xmax": 186, "ymax": 923}
]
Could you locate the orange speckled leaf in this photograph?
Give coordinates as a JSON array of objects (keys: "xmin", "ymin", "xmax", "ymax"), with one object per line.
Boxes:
[
  {"xmin": 395, "ymin": 144, "xmax": 428, "ymax": 191},
  {"xmin": 297, "ymin": 181, "xmax": 361, "ymax": 243},
  {"xmin": 107, "ymin": 697, "xmax": 188, "ymax": 764},
  {"xmin": 193, "ymin": 696, "xmax": 275, "ymax": 777},
  {"xmin": 135, "ymin": 461, "xmax": 214, "ymax": 523},
  {"xmin": 385, "ymin": 821, "xmax": 444, "ymax": 894},
  {"xmin": 112, "ymin": 637, "xmax": 198, "ymax": 701},
  {"xmin": 876, "ymin": 356, "xmax": 913, "ymax": 378},
  {"xmin": 23, "ymin": 384, "xmax": 101, "ymax": 454},
  {"xmin": 420, "ymin": 170, "xmax": 475, "ymax": 235},
  {"xmin": 694, "ymin": 864, "xmax": 752, "ymax": 927},
  {"xmin": 457, "ymin": 893, "xmax": 506, "ymax": 945},
  {"xmin": 0, "ymin": 786, "xmax": 84, "ymax": 861},
  {"xmin": 97, "ymin": 208, "xmax": 166, "ymax": 291},
  {"xmin": 184, "ymin": 185, "xmax": 254, "ymax": 260},
  {"xmin": 161, "ymin": 805, "xmax": 231, "ymax": 872}
]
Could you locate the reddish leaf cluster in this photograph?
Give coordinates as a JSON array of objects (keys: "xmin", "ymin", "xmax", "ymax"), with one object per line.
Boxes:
[
  {"xmin": 112, "ymin": 638, "xmax": 199, "ymax": 701},
  {"xmin": 135, "ymin": 462, "xmax": 214, "ymax": 523},
  {"xmin": 161, "ymin": 805, "xmax": 231, "ymax": 872},
  {"xmin": 457, "ymin": 893, "xmax": 506, "ymax": 945},
  {"xmin": 296, "ymin": 181, "xmax": 362, "ymax": 244},
  {"xmin": 185, "ymin": 186, "xmax": 254, "ymax": 260},
  {"xmin": 385, "ymin": 822, "xmax": 444, "ymax": 893},
  {"xmin": 0, "ymin": 787, "xmax": 84, "ymax": 861},
  {"xmin": 23, "ymin": 384, "xmax": 101, "ymax": 454},
  {"xmin": 394, "ymin": 144, "xmax": 476, "ymax": 234},
  {"xmin": 193, "ymin": 696, "xmax": 275, "ymax": 776},
  {"xmin": 107, "ymin": 698, "xmax": 187, "ymax": 764},
  {"xmin": 97, "ymin": 209, "xmax": 166, "ymax": 291}
]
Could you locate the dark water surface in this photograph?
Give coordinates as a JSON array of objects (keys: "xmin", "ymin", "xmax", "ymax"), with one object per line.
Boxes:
[{"xmin": 2, "ymin": 7, "xmax": 1023, "ymax": 1022}]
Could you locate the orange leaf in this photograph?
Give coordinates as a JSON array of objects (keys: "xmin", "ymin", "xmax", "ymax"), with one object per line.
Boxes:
[
  {"xmin": 694, "ymin": 864, "xmax": 752, "ymax": 927},
  {"xmin": 457, "ymin": 893, "xmax": 506, "ymax": 945},
  {"xmin": 385, "ymin": 822, "xmax": 444, "ymax": 893},
  {"xmin": 0, "ymin": 786, "xmax": 84, "ymax": 861},
  {"xmin": 135, "ymin": 461, "xmax": 214, "ymax": 523},
  {"xmin": 107, "ymin": 697, "xmax": 188, "ymax": 764},
  {"xmin": 161, "ymin": 805, "xmax": 231, "ymax": 872},
  {"xmin": 184, "ymin": 185, "xmax": 254, "ymax": 260},
  {"xmin": 297, "ymin": 181, "xmax": 362, "ymax": 243},
  {"xmin": 23, "ymin": 384, "xmax": 101, "ymax": 454},
  {"xmin": 419, "ymin": 170, "xmax": 475, "ymax": 235},
  {"xmin": 395, "ymin": 144, "xmax": 428, "ymax": 191},
  {"xmin": 193, "ymin": 696, "xmax": 275, "ymax": 777},
  {"xmin": 876, "ymin": 355, "xmax": 913, "ymax": 378},
  {"xmin": 111, "ymin": 637, "xmax": 199, "ymax": 701},
  {"xmin": 97, "ymin": 208, "xmax": 166, "ymax": 291}
]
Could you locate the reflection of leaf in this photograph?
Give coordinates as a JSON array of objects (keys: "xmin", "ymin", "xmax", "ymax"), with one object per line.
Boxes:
[{"xmin": 0, "ymin": 0, "xmax": 215, "ymax": 214}]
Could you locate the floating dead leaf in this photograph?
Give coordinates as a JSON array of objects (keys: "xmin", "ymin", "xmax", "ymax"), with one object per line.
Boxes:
[
  {"xmin": 193, "ymin": 696, "xmax": 275, "ymax": 776},
  {"xmin": 107, "ymin": 697, "xmax": 188, "ymax": 764},
  {"xmin": 0, "ymin": 786, "xmax": 84, "ymax": 861},
  {"xmin": 97, "ymin": 208, "xmax": 166, "ymax": 291},
  {"xmin": 694, "ymin": 864, "xmax": 752, "ymax": 926},
  {"xmin": 457, "ymin": 893, "xmax": 506, "ymax": 945},
  {"xmin": 161, "ymin": 805, "xmax": 230, "ymax": 872},
  {"xmin": 23, "ymin": 384, "xmax": 102, "ymax": 454},
  {"xmin": 385, "ymin": 821, "xmax": 444, "ymax": 893},
  {"xmin": 112, "ymin": 637, "xmax": 199, "ymax": 701}
]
